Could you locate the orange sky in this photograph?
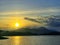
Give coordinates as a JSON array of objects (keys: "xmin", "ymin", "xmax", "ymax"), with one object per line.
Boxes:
[{"xmin": 0, "ymin": 16, "xmax": 42, "ymax": 30}]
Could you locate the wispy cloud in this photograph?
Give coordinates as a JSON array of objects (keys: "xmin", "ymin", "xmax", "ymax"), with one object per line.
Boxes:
[{"xmin": 0, "ymin": 8, "xmax": 60, "ymax": 16}]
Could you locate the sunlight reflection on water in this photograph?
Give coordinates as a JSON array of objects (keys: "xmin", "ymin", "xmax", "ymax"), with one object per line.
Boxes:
[
  {"xmin": 10, "ymin": 36, "xmax": 22, "ymax": 45},
  {"xmin": 0, "ymin": 36, "xmax": 60, "ymax": 45}
]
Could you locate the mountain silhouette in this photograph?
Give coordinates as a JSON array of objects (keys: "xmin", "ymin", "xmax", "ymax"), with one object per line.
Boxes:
[
  {"xmin": 0, "ymin": 27, "xmax": 60, "ymax": 36},
  {"xmin": 9, "ymin": 27, "xmax": 60, "ymax": 35}
]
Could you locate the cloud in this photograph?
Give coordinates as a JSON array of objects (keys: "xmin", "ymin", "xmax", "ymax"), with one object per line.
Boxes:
[{"xmin": 0, "ymin": 8, "xmax": 60, "ymax": 16}]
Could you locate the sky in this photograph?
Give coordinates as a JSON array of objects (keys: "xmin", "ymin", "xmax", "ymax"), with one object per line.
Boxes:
[
  {"xmin": 0, "ymin": 0, "xmax": 60, "ymax": 16},
  {"xmin": 0, "ymin": 0, "xmax": 60, "ymax": 30}
]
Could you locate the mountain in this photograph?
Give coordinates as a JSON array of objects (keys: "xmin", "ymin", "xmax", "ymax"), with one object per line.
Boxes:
[
  {"xmin": 7, "ymin": 27, "xmax": 60, "ymax": 35},
  {"xmin": 17, "ymin": 27, "xmax": 60, "ymax": 35},
  {"xmin": 0, "ymin": 27, "xmax": 60, "ymax": 36}
]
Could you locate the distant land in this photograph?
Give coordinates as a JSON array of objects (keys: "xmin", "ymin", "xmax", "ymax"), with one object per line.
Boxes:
[{"xmin": 0, "ymin": 27, "xmax": 60, "ymax": 36}]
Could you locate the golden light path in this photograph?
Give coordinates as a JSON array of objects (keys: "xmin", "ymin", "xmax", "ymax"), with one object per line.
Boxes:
[{"xmin": 10, "ymin": 36, "xmax": 22, "ymax": 45}]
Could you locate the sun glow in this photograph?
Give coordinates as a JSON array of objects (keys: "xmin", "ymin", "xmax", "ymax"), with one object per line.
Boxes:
[{"xmin": 15, "ymin": 23, "xmax": 19, "ymax": 27}]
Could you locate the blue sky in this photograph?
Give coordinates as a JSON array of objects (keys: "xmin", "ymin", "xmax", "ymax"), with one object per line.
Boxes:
[{"xmin": 0, "ymin": 0, "xmax": 60, "ymax": 16}]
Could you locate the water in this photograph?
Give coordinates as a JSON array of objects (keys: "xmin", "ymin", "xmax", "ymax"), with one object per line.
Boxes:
[{"xmin": 0, "ymin": 36, "xmax": 60, "ymax": 45}]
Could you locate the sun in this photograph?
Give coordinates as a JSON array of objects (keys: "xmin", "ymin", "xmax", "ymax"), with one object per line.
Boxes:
[{"xmin": 15, "ymin": 23, "xmax": 19, "ymax": 27}]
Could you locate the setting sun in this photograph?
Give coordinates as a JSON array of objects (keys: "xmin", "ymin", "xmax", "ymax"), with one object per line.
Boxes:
[{"xmin": 15, "ymin": 23, "xmax": 19, "ymax": 27}]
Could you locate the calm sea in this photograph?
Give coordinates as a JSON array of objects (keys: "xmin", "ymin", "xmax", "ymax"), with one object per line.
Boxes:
[{"xmin": 0, "ymin": 36, "xmax": 60, "ymax": 45}]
